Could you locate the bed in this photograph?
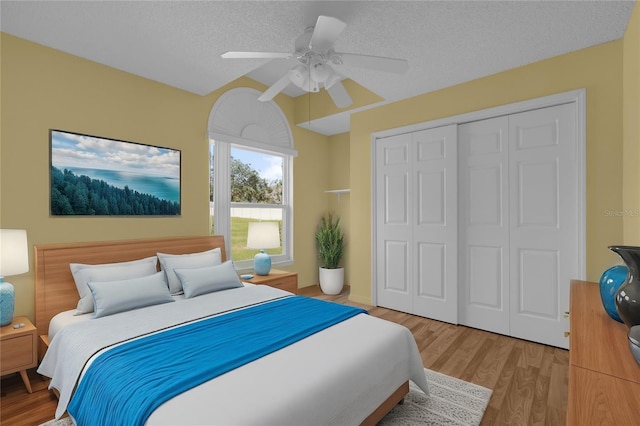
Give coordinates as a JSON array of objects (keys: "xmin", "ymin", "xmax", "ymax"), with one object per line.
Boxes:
[{"xmin": 35, "ymin": 235, "xmax": 428, "ymax": 425}]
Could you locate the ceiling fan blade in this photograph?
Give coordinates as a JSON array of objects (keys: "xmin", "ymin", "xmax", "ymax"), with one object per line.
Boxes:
[
  {"xmin": 336, "ymin": 52, "xmax": 409, "ymax": 74},
  {"xmin": 326, "ymin": 80, "xmax": 353, "ymax": 108},
  {"xmin": 221, "ymin": 51, "xmax": 292, "ymax": 59},
  {"xmin": 309, "ymin": 16, "xmax": 346, "ymax": 51},
  {"xmin": 258, "ymin": 72, "xmax": 292, "ymax": 102}
]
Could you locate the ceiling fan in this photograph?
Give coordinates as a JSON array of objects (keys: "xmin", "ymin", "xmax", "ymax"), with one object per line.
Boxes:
[{"xmin": 221, "ymin": 16, "xmax": 409, "ymax": 108}]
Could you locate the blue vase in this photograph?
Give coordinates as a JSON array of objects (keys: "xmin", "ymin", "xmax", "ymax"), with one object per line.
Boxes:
[
  {"xmin": 0, "ymin": 280, "xmax": 15, "ymax": 327},
  {"xmin": 253, "ymin": 250, "xmax": 272, "ymax": 276},
  {"xmin": 599, "ymin": 265, "xmax": 627, "ymax": 323}
]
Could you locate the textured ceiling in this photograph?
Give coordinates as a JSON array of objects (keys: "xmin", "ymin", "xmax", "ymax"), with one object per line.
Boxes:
[{"xmin": 1, "ymin": 0, "xmax": 635, "ymax": 135}]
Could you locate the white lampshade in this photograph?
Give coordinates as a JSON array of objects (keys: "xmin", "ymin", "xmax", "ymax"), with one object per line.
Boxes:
[
  {"xmin": 0, "ymin": 229, "xmax": 29, "ymax": 277},
  {"xmin": 246, "ymin": 222, "xmax": 280, "ymax": 249}
]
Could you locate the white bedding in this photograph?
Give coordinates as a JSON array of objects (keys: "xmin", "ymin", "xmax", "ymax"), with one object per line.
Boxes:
[
  {"xmin": 47, "ymin": 285, "xmax": 253, "ymax": 339},
  {"xmin": 48, "ymin": 310, "xmax": 90, "ymax": 340},
  {"xmin": 38, "ymin": 285, "xmax": 428, "ymax": 425},
  {"xmin": 47, "ymin": 291, "xmax": 195, "ymax": 339}
]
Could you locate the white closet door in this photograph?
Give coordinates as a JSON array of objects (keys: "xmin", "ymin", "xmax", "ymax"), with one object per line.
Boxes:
[
  {"xmin": 509, "ymin": 103, "xmax": 576, "ymax": 349},
  {"xmin": 375, "ymin": 132, "xmax": 414, "ymax": 313},
  {"xmin": 375, "ymin": 125, "xmax": 458, "ymax": 323},
  {"xmin": 412, "ymin": 126, "xmax": 458, "ymax": 323},
  {"xmin": 375, "ymin": 97, "xmax": 581, "ymax": 348},
  {"xmin": 458, "ymin": 116, "xmax": 510, "ymax": 334}
]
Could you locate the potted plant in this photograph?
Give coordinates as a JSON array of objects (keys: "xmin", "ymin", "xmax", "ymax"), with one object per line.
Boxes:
[{"xmin": 315, "ymin": 213, "xmax": 345, "ymax": 295}]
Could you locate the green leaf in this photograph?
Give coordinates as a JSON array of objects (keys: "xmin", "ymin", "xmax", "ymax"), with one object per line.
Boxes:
[{"xmin": 315, "ymin": 213, "xmax": 344, "ymax": 269}]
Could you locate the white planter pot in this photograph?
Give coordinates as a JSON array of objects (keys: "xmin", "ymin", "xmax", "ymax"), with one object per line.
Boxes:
[{"xmin": 319, "ymin": 267, "xmax": 344, "ymax": 295}]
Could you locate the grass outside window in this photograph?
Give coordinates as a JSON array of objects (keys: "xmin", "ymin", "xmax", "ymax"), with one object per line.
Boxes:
[{"xmin": 212, "ymin": 216, "xmax": 282, "ymax": 261}]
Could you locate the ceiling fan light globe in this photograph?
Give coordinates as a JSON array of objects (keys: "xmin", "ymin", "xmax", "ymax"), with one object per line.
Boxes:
[
  {"xmin": 310, "ymin": 61, "xmax": 330, "ymax": 83},
  {"xmin": 289, "ymin": 65, "xmax": 308, "ymax": 88}
]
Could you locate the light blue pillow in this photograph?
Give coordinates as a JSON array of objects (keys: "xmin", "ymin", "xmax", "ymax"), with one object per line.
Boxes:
[
  {"xmin": 158, "ymin": 248, "xmax": 222, "ymax": 295},
  {"xmin": 174, "ymin": 260, "xmax": 243, "ymax": 299},
  {"xmin": 70, "ymin": 256, "xmax": 159, "ymax": 315},
  {"xmin": 88, "ymin": 272, "xmax": 174, "ymax": 318}
]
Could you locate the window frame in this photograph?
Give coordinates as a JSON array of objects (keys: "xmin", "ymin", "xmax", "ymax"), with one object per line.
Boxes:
[{"xmin": 210, "ymin": 139, "xmax": 293, "ymax": 271}]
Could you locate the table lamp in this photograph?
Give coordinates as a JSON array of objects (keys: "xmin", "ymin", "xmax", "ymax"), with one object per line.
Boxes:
[
  {"xmin": 0, "ymin": 229, "xmax": 29, "ymax": 326},
  {"xmin": 246, "ymin": 222, "xmax": 280, "ymax": 276}
]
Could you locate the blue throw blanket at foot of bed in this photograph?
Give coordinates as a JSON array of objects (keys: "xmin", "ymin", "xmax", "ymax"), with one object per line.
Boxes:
[{"xmin": 68, "ymin": 296, "xmax": 367, "ymax": 426}]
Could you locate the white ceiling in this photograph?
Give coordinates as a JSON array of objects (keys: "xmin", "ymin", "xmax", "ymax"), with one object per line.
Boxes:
[{"xmin": 1, "ymin": 0, "xmax": 635, "ymax": 135}]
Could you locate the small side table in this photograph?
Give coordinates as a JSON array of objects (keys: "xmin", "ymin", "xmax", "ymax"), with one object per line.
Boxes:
[
  {"xmin": 242, "ymin": 269, "xmax": 298, "ymax": 294},
  {"xmin": 0, "ymin": 316, "xmax": 37, "ymax": 393}
]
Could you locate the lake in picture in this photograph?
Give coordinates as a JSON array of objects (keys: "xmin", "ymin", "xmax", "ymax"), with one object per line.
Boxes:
[{"xmin": 64, "ymin": 167, "xmax": 180, "ymax": 203}]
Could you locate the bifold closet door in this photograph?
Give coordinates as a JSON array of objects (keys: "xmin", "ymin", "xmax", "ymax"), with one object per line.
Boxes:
[
  {"xmin": 458, "ymin": 103, "xmax": 577, "ymax": 349},
  {"xmin": 458, "ymin": 116, "xmax": 510, "ymax": 336},
  {"xmin": 508, "ymin": 104, "xmax": 577, "ymax": 349},
  {"xmin": 375, "ymin": 132, "xmax": 413, "ymax": 314},
  {"xmin": 375, "ymin": 125, "xmax": 458, "ymax": 324}
]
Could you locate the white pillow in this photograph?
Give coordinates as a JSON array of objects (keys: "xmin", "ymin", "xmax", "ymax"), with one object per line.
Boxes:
[
  {"xmin": 70, "ymin": 256, "xmax": 158, "ymax": 315},
  {"xmin": 174, "ymin": 261, "xmax": 243, "ymax": 299},
  {"xmin": 157, "ymin": 248, "xmax": 222, "ymax": 295},
  {"xmin": 88, "ymin": 272, "xmax": 174, "ymax": 319}
]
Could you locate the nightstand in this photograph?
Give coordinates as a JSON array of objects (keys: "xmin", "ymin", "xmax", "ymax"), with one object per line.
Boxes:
[
  {"xmin": 39, "ymin": 334, "xmax": 50, "ymax": 362},
  {"xmin": 0, "ymin": 316, "xmax": 37, "ymax": 393},
  {"xmin": 242, "ymin": 269, "xmax": 298, "ymax": 294}
]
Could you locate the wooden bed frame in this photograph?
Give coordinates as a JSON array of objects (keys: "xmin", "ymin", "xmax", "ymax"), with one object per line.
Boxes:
[
  {"xmin": 33, "ymin": 235, "xmax": 407, "ymax": 425},
  {"xmin": 34, "ymin": 235, "xmax": 226, "ymax": 340}
]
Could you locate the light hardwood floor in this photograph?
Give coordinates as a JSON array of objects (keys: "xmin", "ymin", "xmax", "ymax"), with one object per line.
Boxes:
[
  {"xmin": 0, "ymin": 285, "xmax": 568, "ymax": 425},
  {"xmin": 301, "ymin": 286, "xmax": 569, "ymax": 425}
]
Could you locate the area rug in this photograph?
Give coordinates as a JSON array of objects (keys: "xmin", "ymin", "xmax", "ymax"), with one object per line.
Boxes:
[
  {"xmin": 379, "ymin": 368, "xmax": 492, "ymax": 426},
  {"xmin": 40, "ymin": 368, "xmax": 491, "ymax": 426}
]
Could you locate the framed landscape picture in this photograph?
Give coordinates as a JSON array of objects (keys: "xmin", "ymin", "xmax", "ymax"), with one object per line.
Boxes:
[{"xmin": 50, "ymin": 130, "xmax": 181, "ymax": 216}]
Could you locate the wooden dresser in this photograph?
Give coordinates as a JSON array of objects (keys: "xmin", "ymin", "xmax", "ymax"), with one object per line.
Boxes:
[{"xmin": 567, "ymin": 280, "xmax": 640, "ymax": 425}]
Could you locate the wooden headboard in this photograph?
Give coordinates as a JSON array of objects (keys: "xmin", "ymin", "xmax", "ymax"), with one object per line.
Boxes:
[{"xmin": 34, "ymin": 235, "xmax": 227, "ymax": 338}]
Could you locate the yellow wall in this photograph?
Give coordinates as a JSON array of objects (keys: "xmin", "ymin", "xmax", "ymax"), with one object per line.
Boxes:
[
  {"xmin": 348, "ymin": 40, "xmax": 625, "ymax": 304},
  {"xmin": 288, "ymin": 127, "xmax": 332, "ymax": 286},
  {"xmin": 326, "ymin": 132, "xmax": 351, "ymax": 284},
  {"xmin": 0, "ymin": 33, "xmax": 330, "ymax": 320},
  {"xmin": 623, "ymin": 1, "xmax": 640, "ymax": 244}
]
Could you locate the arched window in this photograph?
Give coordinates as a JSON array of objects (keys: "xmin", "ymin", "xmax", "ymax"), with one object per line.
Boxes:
[{"xmin": 208, "ymin": 88, "xmax": 297, "ymax": 271}]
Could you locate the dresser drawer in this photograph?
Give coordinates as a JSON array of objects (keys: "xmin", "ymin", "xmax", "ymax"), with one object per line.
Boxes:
[
  {"xmin": 265, "ymin": 276, "xmax": 297, "ymax": 294},
  {"xmin": 1, "ymin": 334, "xmax": 35, "ymax": 373},
  {"xmin": 245, "ymin": 270, "xmax": 298, "ymax": 294}
]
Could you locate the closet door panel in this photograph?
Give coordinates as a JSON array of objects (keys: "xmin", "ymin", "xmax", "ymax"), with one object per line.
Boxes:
[
  {"xmin": 509, "ymin": 103, "xmax": 576, "ymax": 349},
  {"xmin": 385, "ymin": 173, "xmax": 409, "ymax": 224},
  {"xmin": 468, "ymin": 165, "xmax": 502, "ymax": 226},
  {"xmin": 417, "ymin": 242, "xmax": 445, "ymax": 298},
  {"xmin": 517, "ymin": 248, "xmax": 559, "ymax": 318},
  {"xmin": 468, "ymin": 245, "xmax": 503, "ymax": 308},
  {"xmin": 458, "ymin": 117, "xmax": 510, "ymax": 334},
  {"xmin": 412, "ymin": 126, "xmax": 458, "ymax": 323},
  {"xmin": 383, "ymin": 240, "xmax": 410, "ymax": 293},
  {"xmin": 376, "ymin": 133, "xmax": 414, "ymax": 313},
  {"xmin": 517, "ymin": 160, "xmax": 559, "ymax": 227},
  {"xmin": 417, "ymin": 170, "xmax": 445, "ymax": 224}
]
